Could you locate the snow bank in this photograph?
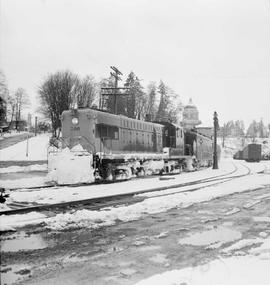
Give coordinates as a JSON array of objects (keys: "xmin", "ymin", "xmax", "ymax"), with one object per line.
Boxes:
[
  {"xmin": 47, "ymin": 145, "xmax": 94, "ymax": 185},
  {"xmin": 43, "ymin": 172, "xmax": 270, "ymax": 230}
]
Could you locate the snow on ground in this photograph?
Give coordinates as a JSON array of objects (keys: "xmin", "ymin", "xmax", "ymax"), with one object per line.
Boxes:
[
  {"xmin": 4, "ymin": 159, "xmax": 236, "ymax": 203},
  {"xmin": 0, "ymin": 177, "xmax": 47, "ymax": 189},
  {"xmin": 1, "ymin": 161, "xmax": 270, "ymax": 231},
  {"xmin": 0, "ymin": 164, "xmax": 47, "ymax": 173},
  {"xmin": 135, "ymin": 221, "xmax": 270, "ymax": 285},
  {"xmin": 0, "ymin": 133, "xmax": 50, "ymax": 161},
  {"xmin": 134, "ymin": 252, "xmax": 270, "ymax": 285}
]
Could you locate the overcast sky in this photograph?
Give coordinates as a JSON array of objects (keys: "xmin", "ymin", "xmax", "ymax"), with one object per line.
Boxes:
[{"xmin": 1, "ymin": 0, "xmax": 270, "ymax": 127}]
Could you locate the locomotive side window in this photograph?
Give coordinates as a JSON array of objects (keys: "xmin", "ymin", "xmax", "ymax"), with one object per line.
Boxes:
[{"xmin": 95, "ymin": 124, "xmax": 119, "ymax": 140}]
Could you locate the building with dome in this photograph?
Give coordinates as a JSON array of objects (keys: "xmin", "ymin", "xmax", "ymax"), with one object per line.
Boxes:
[{"xmin": 181, "ymin": 98, "xmax": 201, "ymax": 129}]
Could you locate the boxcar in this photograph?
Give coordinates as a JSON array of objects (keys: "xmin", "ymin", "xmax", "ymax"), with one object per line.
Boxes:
[
  {"xmin": 233, "ymin": 150, "xmax": 243, "ymax": 160},
  {"xmin": 242, "ymin": 144, "xmax": 261, "ymax": 162}
]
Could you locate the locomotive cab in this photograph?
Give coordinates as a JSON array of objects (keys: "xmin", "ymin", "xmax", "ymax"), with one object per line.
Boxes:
[{"xmin": 161, "ymin": 122, "xmax": 185, "ymax": 157}]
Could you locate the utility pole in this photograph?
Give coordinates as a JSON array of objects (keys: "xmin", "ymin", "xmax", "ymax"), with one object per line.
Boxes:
[
  {"xmin": 213, "ymin": 111, "xmax": 219, "ymax": 169},
  {"xmin": 110, "ymin": 66, "xmax": 122, "ymax": 114},
  {"xmin": 34, "ymin": 116, "xmax": 37, "ymax": 136},
  {"xmin": 101, "ymin": 66, "xmax": 130, "ymax": 114}
]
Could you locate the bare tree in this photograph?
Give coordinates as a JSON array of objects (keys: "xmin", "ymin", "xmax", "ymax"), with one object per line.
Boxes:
[
  {"xmin": 38, "ymin": 70, "xmax": 78, "ymax": 137},
  {"xmin": 75, "ymin": 75, "xmax": 98, "ymax": 108},
  {"xmin": 246, "ymin": 120, "xmax": 259, "ymax": 142},
  {"xmin": 13, "ymin": 88, "xmax": 30, "ymax": 130},
  {"xmin": 0, "ymin": 71, "xmax": 9, "ymax": 125}
]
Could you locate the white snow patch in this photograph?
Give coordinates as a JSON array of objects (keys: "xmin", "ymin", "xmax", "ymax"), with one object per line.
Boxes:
[
  {"xmin": 0, "ymin": 134, "xmax": 50, "ymax": 161},
  {"xmin": 224, "ymin": 208, "xmax": 241, "ymax": 216},
  {"xmin": 135, "ymin": 255, "xmax": 270, "ymax": 285},
  {"xmin": 222, "ymin": 239, "xmax": 263, "ymax": 253},
  {"xmin": 243, "ymin": 200, "xmax": 262, "ymax": 209},
  {"xmin": 46, "ymin": 146, "xmax": 94, "ymax": 185},
  {"xmin": 253, "ymin": 216, "xmax": 270, "ymax": 223}
]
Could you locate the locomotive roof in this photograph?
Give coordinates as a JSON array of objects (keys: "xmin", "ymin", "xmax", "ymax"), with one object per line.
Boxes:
[{"xmin": 63, "ymin": 108, "xmax": 164, "ymax": 127}]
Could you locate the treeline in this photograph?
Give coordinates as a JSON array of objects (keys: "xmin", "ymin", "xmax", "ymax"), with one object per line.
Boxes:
[
  {"xmin": 219, "ymin": 119, "xmax": 270, "ymax": 146},
  {"xmin": 0, "ymin": 70, "xmax": 30, "ymax": 130},
  {"xmin": 38, "ymin": 70, "xmax": 182, "ymax": 136}
]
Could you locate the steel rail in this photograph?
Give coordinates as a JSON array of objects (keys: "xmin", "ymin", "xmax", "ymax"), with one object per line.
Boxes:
[{"xmin": 1, "ymin": 163, "xmax": 242, "ymax": 216}]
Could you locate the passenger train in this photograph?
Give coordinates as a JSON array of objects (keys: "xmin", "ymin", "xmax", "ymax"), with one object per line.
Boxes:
[{"xmin": 60, "ymin": 108, "xmax": 215, "ymax": 181}]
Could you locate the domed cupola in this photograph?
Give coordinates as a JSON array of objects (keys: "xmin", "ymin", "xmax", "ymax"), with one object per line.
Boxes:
[{"xmin": 182, "ymin": 98, "xmax": 201, "ymax": 129}]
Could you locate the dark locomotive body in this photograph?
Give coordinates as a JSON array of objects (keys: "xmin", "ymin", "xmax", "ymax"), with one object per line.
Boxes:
[
  {"xmin": 61, "ymin": 108, "xmax": 214, "ymax": 180},
  {"xmin": 61, "ymin": 108, "xmax": 164, "ymax": 156}
]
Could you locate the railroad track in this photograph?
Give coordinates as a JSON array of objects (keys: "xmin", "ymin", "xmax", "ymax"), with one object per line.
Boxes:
[{"xmin": 1, "ymin": 161, "xmax": 255, "ymax": 216}]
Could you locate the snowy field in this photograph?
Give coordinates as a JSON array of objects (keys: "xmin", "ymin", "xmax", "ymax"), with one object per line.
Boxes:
[{"xmin": 0, "ymin": 133, "xmax": 50, "ymax": 161}]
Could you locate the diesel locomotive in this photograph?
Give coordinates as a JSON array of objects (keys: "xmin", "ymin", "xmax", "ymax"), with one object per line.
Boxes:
[{"xmin": 60, "ymin": 108, "xmax": 214, "ymax": 180}]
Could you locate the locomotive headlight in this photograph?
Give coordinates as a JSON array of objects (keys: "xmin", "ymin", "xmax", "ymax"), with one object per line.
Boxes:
[{"xmin": 71, "ymin": 117, "xmax": 79, "ymax": 125}]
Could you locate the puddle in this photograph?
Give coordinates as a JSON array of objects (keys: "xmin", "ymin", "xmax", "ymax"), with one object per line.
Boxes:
[
  {"xmin": 178, "ymin": 226, "xmax": 242, "ymax": 247},
  {"xmin": 0, "ymin": 264, "xmax": 31, "ymax": 285},
  {"xmin": 1, "ymin": 231, "xmax": 51, "ymax": 252}
]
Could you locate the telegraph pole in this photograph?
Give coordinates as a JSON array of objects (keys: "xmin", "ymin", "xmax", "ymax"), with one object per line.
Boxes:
[
  {"xmin": 110, "ymin": 66, "xmax": 122, "ymax": 114},
  {"xmin": 213, "ymin": 111, "xmax": 219, "ymax": 169},
  {"xmin": 101, "ymin": 66, "xmax": 130, "ymax": 114}
]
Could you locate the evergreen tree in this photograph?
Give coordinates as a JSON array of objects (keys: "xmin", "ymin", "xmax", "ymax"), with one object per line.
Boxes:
[
  {"xmin": 155, "ymin": 80, "xmax": 179, "ymax": 123},
  {"xmin": 124, "ymin": 72, "xmax": 145, "ymax": 119},
  {"xmin": 258, "ymin": 118, "xmax": 266, "ymax": 138},
  {"xmin": 156, "ymin": 80, "xmax": 169, "ymax": 122},
  {"xmin": 145, "ymin": 82, "xmax": 157, "ymax": 120}
]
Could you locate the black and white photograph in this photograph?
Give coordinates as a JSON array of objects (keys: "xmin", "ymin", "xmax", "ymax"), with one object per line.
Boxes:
[{"xmin": 1, "ymin": 0, "xmax": 270, "ymax": 284}]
